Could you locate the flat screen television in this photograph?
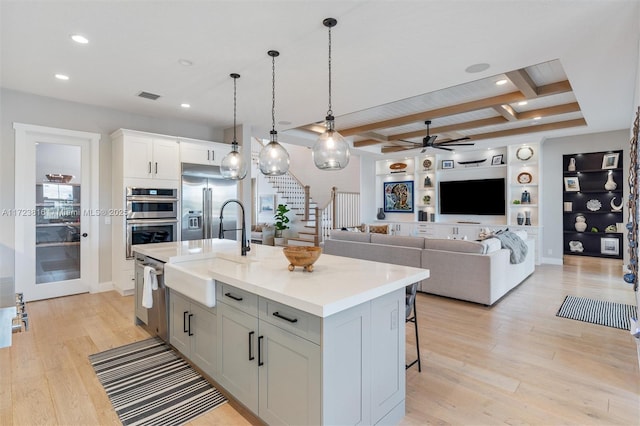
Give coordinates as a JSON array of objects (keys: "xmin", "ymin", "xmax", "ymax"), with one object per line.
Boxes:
[{"xmin": 439, "ymin": 178, "xmax": 506, "ymax": 215}]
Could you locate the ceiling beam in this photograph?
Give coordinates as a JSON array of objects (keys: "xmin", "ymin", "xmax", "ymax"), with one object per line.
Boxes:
[
  {"xmin": 506, "ymin": 70, "xmax": 538, "ymax": 98},
  {"xmin": 338, "ymin": 80, "xmax": 572, "ymax": 137},
  {"xmin": 518, "ymin": 102, "xmax": 581, "ymax": 119},
  {"xmin": 493, "ymin": 104, "xmax": 519, "ymax": 121}
]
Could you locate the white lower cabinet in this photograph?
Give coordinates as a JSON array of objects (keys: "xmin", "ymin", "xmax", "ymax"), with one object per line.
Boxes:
[
  {"xmin": 168, "ymin": 283, "xmax": 405, "ymax": 425},
  {"xmin": 169, "ymin": 290, "xmax": 217, "ymax": 379},
  {"xmin": 217, "ymin": 284, "xmax": 321, "ymax": 425}
]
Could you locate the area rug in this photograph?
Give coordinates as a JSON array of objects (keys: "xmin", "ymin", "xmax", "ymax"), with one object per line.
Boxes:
[
  {"xmin": 556, "ymin": 295, "xmax": 637, "ymax": 330},
  {"xmin": 89, "ymin": 337, "xmax": 227, "ymax": 426}
]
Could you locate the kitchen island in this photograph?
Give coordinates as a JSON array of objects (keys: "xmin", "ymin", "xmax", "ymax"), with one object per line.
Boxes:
[{"xmin": 133, "ymin": 239, "xmax": 429, "ymax": 425}]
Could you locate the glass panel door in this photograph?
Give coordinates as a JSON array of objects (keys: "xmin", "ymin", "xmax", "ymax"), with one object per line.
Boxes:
[{"xmin": 35, "ymin": 144, "xmax": 82, "ymax": 284}]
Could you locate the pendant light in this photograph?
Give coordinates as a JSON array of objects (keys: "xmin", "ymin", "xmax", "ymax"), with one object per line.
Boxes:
[
  {"xmin": 312, "ymin": 17, "xmax": 350, "ymax": 171},
  {"xmin": 221, "ymin": 73, "xmax": 248, "ymax": 180},
  {"xmin": 258, "ymin": 50, "xmax": 290, "ymax": 176}
]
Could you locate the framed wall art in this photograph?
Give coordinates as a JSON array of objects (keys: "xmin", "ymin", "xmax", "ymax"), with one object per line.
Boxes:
[
  {"xmin": 601, "ymin": 152, "xmax": 619, "ymax": 169},
  {"xmin": 600, "ymin": 237, "xmax": 619, "ymax": 256},
  {"xmin": 441, "ymin": 160, "xmax": 454, "ymax": 169},
  {"xmin": 259, "ymin": 194, "xmax": 276, "ymax": 212},
  {"xmin": 383, "ymin": 180, "xmax": 414, "ymax": 213},
  {"xmin": 563, "ymin": 177, "xmax": 580, "ymax": 192}
]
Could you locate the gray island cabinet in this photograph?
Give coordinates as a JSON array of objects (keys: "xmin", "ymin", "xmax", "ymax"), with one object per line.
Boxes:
[{"xmin": 137, "ymin": 239, "xmax": 429, "ymax": 425}]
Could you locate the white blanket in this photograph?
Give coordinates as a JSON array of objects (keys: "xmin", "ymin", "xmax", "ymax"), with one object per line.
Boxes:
[{"xmin": 142, "ymin": 266, "xmax": 158, "ymax": 308}]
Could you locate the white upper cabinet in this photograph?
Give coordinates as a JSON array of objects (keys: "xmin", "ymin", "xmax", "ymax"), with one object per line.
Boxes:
[
  {"xmin": 180, "ymin": 140, "xmax": 229, "ymax": 166},
  {"xmin": 121, "ymin": 132, "xmax": 179, "ymax": 180}
]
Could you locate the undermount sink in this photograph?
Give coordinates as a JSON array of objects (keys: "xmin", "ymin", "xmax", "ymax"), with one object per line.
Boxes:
[{"xmin": 164, "ymin": 260, "xmax": 216, "ymax": 307}]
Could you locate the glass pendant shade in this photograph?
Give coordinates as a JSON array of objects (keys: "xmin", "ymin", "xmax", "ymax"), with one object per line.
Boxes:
[
  {"xmin": 312, "ymin": 116, "xmax": 350, "ymax": 170},
  {"xmin": 259, "ymin": 131, "xmax": 290, "ymax": 176},
  {"xmin": 220, "ymin": 142, "xmax": 247, "ymax": 179}
]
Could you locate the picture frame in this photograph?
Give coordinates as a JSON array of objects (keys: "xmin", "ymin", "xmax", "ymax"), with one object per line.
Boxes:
[
  {"xmin": 441, "ymin": 160, "xmax": 454, "ymax": 169},
  {"xmin": 601, "ymin": 153, "xmax": 619, "ymax": 169},
  {"xmin": 563, "ymin": 176, "xmax": 580, "ymax": 192},
  {"xmin": 259, "ymin": 194, "xmax": 276, "ymax": 213},
  {"xmin": 491, "ymin": 154, "xmax": 504, "ymax": 165},
  {"xmin": 383, "ymin": 180, "xmax": 414, "ymax": 213},
  {"xmin": 600, "ymin": 237, "xmax": 619, "ymax": 256}
]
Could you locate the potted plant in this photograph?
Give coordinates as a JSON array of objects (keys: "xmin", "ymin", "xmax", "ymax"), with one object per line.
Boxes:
[{"xmin": 273, "ymin": 204, "xmax": 290, "ymax": 239}]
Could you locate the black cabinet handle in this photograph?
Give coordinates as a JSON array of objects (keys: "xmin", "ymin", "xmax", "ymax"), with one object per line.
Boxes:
[
  {"xmin": 273, "ymin": 311, "xmax": 298, "ymax": 323},
  {"xmin": 155, "ymin": 162, "xmax": 158, "ymax": 174},
  {"xmin": 248, "ymin": 331, "xmax": 255, "ymax": 361},
  {"xmin": 224, "ymin": 292, "xmax": 243, "ymax": 302},
  {"xmin": 258, "ymin": 335, "xmax": 264, "ymax": 366},
  {"xmin": 183, "ymin": 311, "xmax": 189, "ymax": 333},
  {"xmin": 148, "ymin": 161, "xmax": 152, "ymax": 173},
  {"xmin": 188, "ymin": 314, "xmax": 194, "ymax": 336}
]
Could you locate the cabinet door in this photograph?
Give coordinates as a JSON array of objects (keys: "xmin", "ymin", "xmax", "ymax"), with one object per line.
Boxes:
[
  {"xmin": 123, "ymin": 134, "xmax": 153, "ymax": 179},
  {"xmin": 134, "ymin": 265, "xmax": 148, "ymax": 324},
  {"xmin": 169, "ymin": 291, "xmax": 191, "ymax": 355},
  {"xmin": 152, "ymin": 138, "xmax": 180, "ymax": 180},
  {"xmin": 190, "ymin": 303, "xmax": 218, "ymax": 379},
  {"xmin": 180, "ymin": 141, "xmax": 221, "ymax": 166},
  {"xmin": 217, "ymin": 303, "xmax": 259, "ymax": 413},
  {"xmin": 258, "ymin": 321, "xmax": 321, "ymax": 426}
]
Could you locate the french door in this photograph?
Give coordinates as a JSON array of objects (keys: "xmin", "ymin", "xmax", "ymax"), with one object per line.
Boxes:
[{"xmin": 14, "ymin": 124, "xmax": 100, "ymax": 301}]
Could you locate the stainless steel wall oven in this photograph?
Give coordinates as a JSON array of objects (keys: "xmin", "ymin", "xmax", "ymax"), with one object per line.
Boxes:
[{"xmin": 125, "ymin": 187, "xmax": 178, "ymax": 259}]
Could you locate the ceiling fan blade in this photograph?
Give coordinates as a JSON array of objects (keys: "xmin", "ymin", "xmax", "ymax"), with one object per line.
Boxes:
[
  {"xmin": 437, "ymin": 142, "xmax": 475, "ymax": 147},
  {"xmin": 437, "ymin": 136, "xmax": 471, "ymax": 144},
  {"xmin": 398, "ymin": 139, "xmax": 421, "ymax": 146},
  {"xmin": 433, "ymin": 145, "xmax": 454, "ymax": 152}
]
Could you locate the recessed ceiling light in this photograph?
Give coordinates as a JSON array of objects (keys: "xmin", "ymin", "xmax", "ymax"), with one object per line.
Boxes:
[
  {"xmin": 178, "ymin": 59, "xmax": 193, "ymax": 66},
  {"xmin": 495, "ymin": 79, "xmax": 508, "ymax": 86},
  {"xmin": 55, "ymin": 74, "xmax": 69, "ymax": 80},
  {"xmin": 465, "ymin": 63, "xmax": 490, "ymax": 73},
  {"xmin": 518, "ymin": 101, "xmax": 528, "ymax": 106},
  {"xmin": 70, "ymin": 34, "xmax": 89, "ymax": 44},
  {"xmin": 278, "ymin": 120, "xmax": 292, "ymax": 126},
  {"xmin": 533, "ymin": 116, "xmax": 541, "ymax": 120},
  {"xmin": 180, "ymin": 103, "xmax": 191, "ymax": 108}
]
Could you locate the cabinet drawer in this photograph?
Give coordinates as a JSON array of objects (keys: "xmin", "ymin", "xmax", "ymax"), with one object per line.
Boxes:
[
  {"xmin": 259, "ymin": 298, "xmax": 321, "ymax": 345},
  {"xmin": 217, "ymin": 283, "xmax": 258, "ymax": 316}
]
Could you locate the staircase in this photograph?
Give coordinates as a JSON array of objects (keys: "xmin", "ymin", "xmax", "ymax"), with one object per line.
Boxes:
[{"xmin": 265, "ymin": 173, "xmax": 319, "ymax": 247}]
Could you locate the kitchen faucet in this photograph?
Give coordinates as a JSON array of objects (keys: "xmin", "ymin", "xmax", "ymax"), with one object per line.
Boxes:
[{"xmin": 218, "ymin": 199, "xmax": 250, "ymax": 256}]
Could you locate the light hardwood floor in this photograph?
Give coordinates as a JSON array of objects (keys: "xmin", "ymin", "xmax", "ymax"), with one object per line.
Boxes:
[{"xmin": 1, "ymin": 257, "xmax": 638, "ymax": 425}]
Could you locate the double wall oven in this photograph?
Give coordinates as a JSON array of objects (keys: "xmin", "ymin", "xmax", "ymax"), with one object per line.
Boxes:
[{"xmin": 125, "ymin": 187, "xmax": 178, "ymax": 259}]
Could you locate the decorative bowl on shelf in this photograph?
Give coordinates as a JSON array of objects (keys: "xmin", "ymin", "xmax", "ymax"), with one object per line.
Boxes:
[
  {"xmin": 586, "ymin": 199, "xmax": 602, "ymax": 211},
  {"xmin": 45, "ymin": 174, "xmax": 74, "ymax": 183},
  {"xmin": 389, "ymin": 162, "xmax": 407, "ymax": 171},
  {"xmin": 283, "ymin": 246, "xmax": 322, "ymax": 272}
]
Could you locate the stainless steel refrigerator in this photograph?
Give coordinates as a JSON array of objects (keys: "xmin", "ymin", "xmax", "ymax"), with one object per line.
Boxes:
[{"xmin": 181, "ymin": 163, "xmax": 239, "ymax": 241}]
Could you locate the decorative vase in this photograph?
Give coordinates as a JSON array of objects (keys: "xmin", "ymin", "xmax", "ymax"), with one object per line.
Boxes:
[
  {"xmin": 524, "ymin": 210, "xmax": 532, "ymax": 226},
  {"xmin": 575, "ymin": 215, "xmax": 587, "ymax": 232},
  {"xmin": 568, "ymin": 157, "xmax": 576, "ymax": 171},
  {"xmin": 376, "ymin": 208, "xmax": 386, "ymax": 220},
  {"xmin": 604, "ymin": 172, "xmax": 617, "ymax": 190},
  {"xmin": 521, "ymin": 190, "xmax": 531, "ymax": 204},
  {"xmin": 424, "ymin": 176, "xmax": 432, "ymax": 187},
  {"xmin": 517, "ymin": 212, "xmax": 524, "ymax": 225}
]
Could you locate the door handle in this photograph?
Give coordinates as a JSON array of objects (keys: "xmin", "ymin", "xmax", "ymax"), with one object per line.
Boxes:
[
  {"xmin": 258, "ymin": 335, "xmax": 264, "ymax": 366},
  {"xmin": 248, "ymin": 331, "xmax": 255, "ymax": 361},
  {"xmin": 183, "ymin": 311, "xmax": 189, "ymax": 333},
  {"xmin": 188, "ymin": 313, "xmax": 194, "ymax": 336}
]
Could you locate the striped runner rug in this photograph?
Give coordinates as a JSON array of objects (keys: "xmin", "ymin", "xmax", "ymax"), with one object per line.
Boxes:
[
  {"xmin": 89, "ymin": 337, "xmax": 227, "ymax": 426},
  {"xmin": 556, "ymin": 295, "xmax": 637, "ymax": 330}
]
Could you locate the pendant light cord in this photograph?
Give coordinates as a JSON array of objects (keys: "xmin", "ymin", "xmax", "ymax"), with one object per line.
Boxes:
[
  {"xmin": 327, "ymin": 24, "xmax": 333, "ymax": 117},
  {"xmin": 233, "ymin": 76, "xmax": 237, "ymax": 144},
  {"xmin": 272, "ymin": 54, "xmax": 276, "ymax": 132}
]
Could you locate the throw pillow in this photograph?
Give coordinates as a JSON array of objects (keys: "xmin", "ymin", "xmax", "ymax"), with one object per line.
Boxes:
[{"xmin": 368, "ymin": 224, "xmax": 389, "ymax": 234}]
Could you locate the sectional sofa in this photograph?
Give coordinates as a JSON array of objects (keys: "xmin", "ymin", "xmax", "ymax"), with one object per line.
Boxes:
[{"xmin": 323, "ymin": 229, "xmax": 535, "ymax": 306}]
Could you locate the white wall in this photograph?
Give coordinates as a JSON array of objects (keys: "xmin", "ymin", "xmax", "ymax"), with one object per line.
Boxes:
[
  {"xmin": 0, "ymin": 88, "xmax": 221, "ymax": 284},
  {"xmin": 541, "ymin": 129, "xmax": 630, "ymax": 264}
]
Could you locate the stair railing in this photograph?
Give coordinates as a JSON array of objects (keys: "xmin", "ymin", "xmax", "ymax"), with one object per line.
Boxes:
[{"xmin": 315, "ymin": 187, "xmax": 361, "ymax": 244}]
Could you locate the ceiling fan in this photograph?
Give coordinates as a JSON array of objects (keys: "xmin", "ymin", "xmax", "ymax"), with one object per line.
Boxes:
[{"xmin": 395, "ymin": 120, "xmax": 474, "ymax": 153}]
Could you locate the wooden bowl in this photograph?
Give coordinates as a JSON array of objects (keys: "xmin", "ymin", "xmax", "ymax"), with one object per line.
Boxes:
[{"xmin": 283, "ymin": 246, "xmax": 322, "ymax": 272}]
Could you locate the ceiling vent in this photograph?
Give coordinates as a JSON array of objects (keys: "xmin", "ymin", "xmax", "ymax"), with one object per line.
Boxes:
[{"xmin": 137, "ymin": 91, "xmax": 161, "ymax": 100}]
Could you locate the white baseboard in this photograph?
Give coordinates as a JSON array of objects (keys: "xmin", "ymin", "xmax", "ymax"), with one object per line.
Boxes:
[
  {"xmin": 92, "ymin": 281, "xmax": 114, "ymax": 293},
  {"xmin": 541, "ymin": 257, "xmax": 563, "ymax": 265}
]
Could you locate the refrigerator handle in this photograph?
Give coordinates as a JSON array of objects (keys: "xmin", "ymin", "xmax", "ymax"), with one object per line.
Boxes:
[
  {"xmin": 205, "ymin": 188, "xmax": 213, "ymax": 239},
  {"xmin": 202, "ymin": 187, "xmax": 209, "ymax": 239}
]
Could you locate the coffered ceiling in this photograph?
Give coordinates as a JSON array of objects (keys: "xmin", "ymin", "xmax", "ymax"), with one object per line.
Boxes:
[{"xmin": 1, "ymin": 1, "xmax": 638, "ymax": 157}]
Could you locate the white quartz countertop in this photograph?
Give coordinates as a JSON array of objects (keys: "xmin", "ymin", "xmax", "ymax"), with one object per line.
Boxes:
[{"xmin": 137, "ymin": 239, "xmax": 429, "ymax": 318}]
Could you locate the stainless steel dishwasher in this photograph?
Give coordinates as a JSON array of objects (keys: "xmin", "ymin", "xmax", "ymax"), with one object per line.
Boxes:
[{"xmin": 134, "ymin": 254, "xmax": 169, "ymax": 341}]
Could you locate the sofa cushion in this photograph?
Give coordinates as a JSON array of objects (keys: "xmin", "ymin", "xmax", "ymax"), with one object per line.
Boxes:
[
  {"xmin": 371, "ymin": 233, "xmax": 426, "ymax": 249},
  {"xmin": 480, "ymin": 237, "xmax": 502, "ymax": 253},
  {"xmin": 368, "ymin": 224, "xmax": 389, "ymax": 234},
  {"xmin": 424, "ymin": 238, "xmax": 486, "ymax": 254},
  {"xmin": 330, "ymin": 230, "xmax": 371, "ymax": 243}
]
